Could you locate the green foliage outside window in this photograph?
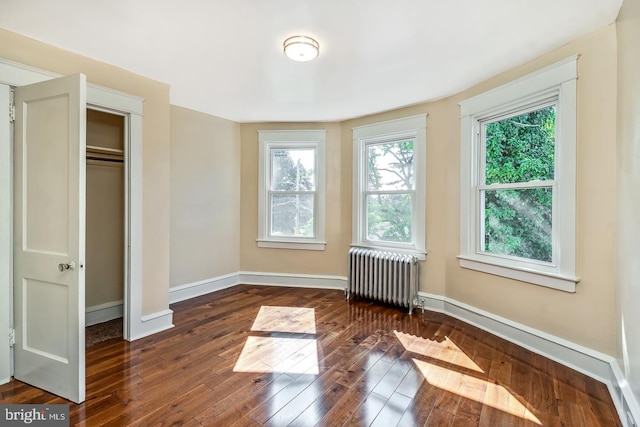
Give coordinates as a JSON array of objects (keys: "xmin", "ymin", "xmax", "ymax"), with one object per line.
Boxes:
[
  {"xmin": 270, "ymin": 149, "xmax": 315, "ymax": 237},
  {"xmin": 366, "ymin": 140, "xmax": 414, "ymax": 243},
  {"xmin": 483, "ymin": 105, "xmax": 555, "ymax": 262}
]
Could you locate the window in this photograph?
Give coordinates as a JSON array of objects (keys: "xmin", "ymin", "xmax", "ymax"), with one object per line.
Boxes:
[
  {"xmin": 258, "ymin": 130, "xmax": 326, "ymax": 250},
  {"xmin": 352, "ymin": 115, "xmax": 426, "ymax": 258},
  {"xmin": 459, "ymin": 56, "xmax": 578, "ymax": 292}
]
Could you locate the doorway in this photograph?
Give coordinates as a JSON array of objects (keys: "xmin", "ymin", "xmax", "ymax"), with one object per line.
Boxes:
[
  {"xmin": 85, "ymin": 109, "xmax": 126, "ymax": 343},
  {"xmin": 0, "ymin": 59, "xmax": 146, "ymax": 402}
]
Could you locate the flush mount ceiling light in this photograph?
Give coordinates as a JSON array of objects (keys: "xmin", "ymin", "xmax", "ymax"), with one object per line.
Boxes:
[{"xmin": 283, "ymin": 35, "xmax": 319, "ymax": 62}]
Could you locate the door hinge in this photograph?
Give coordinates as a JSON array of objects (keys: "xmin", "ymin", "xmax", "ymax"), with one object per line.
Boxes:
[
  {"xmin": 9, "ymin": 104, "xmax": 15, "ymax": 122},
  {"xmin": 9, "ymin": 329, "xmax": 15, "ymax": 347}
]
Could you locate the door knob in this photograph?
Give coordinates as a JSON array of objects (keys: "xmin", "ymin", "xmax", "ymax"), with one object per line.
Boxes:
[{"xmin": 58, "ymin": 261, "xmax": 75, "ymax": 272}]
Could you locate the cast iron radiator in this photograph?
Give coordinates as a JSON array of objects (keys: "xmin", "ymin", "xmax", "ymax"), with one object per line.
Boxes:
[{"xmin": 347, "ymin": 247, "xmax": 419, "ymax": 314}]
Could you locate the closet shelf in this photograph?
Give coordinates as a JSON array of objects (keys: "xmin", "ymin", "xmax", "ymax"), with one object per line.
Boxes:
[
  {"xmin": 87, "ymin": 144, "xmax": 124, "ymax": 163},
  {"xmin": 87, "ymin": 145, "xmax": 124, "ymax": 155}
]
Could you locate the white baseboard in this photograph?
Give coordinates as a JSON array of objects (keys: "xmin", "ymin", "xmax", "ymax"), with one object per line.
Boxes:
[
  {"xmin": 86, "ymin": 300, "xmax": 123, "ymax": 326},
  {"xmin": 418, "ymin": 292, "xmax": 614, "ymax": 381},
  {"xmin": 610, "ymin": 361, "xmax": 640, "ymax": 427},
  {"xmin": 169, "ymin": 273, "xmax": 240, "ymax": 304},
  {"xmin": 169, "ymin": 271, "xmax": 346, "ymax": 305},
  {"xmin": 417, "ymin": 291, "xmax": 638, "ymax": 427},
  {"xmin": 129, "ymin": 309, "xmax": 174, "ymax": 341},
  {"xmin": 238, "ymin": 271, "xmax": 347, "ymax": 290}
]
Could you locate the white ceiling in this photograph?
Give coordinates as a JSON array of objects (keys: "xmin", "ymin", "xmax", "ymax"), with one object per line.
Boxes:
[{"xmin": 0, "ymin": 0, "xmax": 623, "ymax": 123}]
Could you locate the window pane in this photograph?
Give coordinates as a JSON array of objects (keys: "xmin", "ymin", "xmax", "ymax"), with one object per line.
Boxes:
[
  {"xmin": 271, "ymin": 148, "xmax": 315, "ymax": 191},
  {"xmin": 482, "ymin": 187, "xmax": 552, "ymax": 262},
  {"xmin": 270, "ymin": 194, "xmax": 314, "ymax": 237},
  {"xmin": 366, "ymin": 193, "xmax": 412, "ymax": 243},
  {"xmin": 367, "ymin": 140, "xmax": 414, "ymax": 191},
  {"xmin": 484, "ymin": 105, "xmax": 555, "ymax": 185}
]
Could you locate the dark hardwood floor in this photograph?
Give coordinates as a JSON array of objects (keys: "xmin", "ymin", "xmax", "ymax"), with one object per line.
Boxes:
[{"xmin": 0, "ymin": 285, "xmax": 621, "ymax": 426}]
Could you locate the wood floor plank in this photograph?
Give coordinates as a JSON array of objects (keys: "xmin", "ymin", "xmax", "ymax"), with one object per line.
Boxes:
[
  {"xmin": 0, "ymin": 285, "xmax": 622, "ymax": 426},
  {"xmin": 317, "ymin": 357, "xmax": 395, "ymax": 425},
  {"xmin": 426, "ymin": 406, "xmax": 455, "ymax": 426},
  {"xmin": 369, "ymin": 391, "xmax": 413, "ymax": 427},
  {"xmin": 398, "ymin": 383, "xmax": 440, "ymax": 426},
  {"xmin": 288, "ymin": 382, "xmax": 350, "ymax": 426},
  {"xmin": 248, "ymin": 373, "xmax": 317, "ymax": 424},
  {"xmin": 394, "ymin": 363, "xmax": 425, "ymax": 399},
  {"xmin": 371, "ymin": 358, "xmax": 413, "ymax": 399},
  {"xmin": 128, "ymin": 383, "xmax": 217, "ymax": 427},
  {"xmin": 199, "ymin": 372, "xmax": 294, "ymax": 424},
  {"xmin": 265, "ymin": 367, "xmax": 345, "ymax": 426},
  {"xmin": 347, "ymin": 391, "xmax": 387, "ymax": 426}
]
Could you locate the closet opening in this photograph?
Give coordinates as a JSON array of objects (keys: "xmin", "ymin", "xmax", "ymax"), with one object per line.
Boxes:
[{"xmin": 85, "ymin": 108, "xmax": 126, "ymax": 346}]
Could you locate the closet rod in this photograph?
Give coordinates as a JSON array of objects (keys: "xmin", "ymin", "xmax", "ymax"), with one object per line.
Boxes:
[{"xmin": 87, "ymin": 157, "xmax": 124, "ymax": 163}]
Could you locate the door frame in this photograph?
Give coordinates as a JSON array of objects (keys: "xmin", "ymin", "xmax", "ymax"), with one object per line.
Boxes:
[{"xmin": 0, "ymin": 59, "xmax": 144, "ymax": 384}]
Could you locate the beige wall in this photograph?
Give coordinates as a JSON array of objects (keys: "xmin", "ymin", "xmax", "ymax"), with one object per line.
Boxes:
[
  {"xmin": 444, "ymin": 25, "xmax": 618, "ymax": 354},
  {"xmin": 0, "ymin": 28, "xmax": 171, "ymax": 316},
  {"xmin": 239, "ymin": 122, "xmax": 348, "ymax": 275},
  {"xmin": 86, "ymin": 163, "xmax": 124, "ymax": 307},
  {"xmin": 170, "ymin": 105, "xmax": 241, "ymax": 286},
  {"xmin": 616, "ymin": 0, "xmax": 640, "ymax": 406}
]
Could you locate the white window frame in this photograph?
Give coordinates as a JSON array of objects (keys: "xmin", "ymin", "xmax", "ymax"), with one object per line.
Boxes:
[
  {"xmin": 258, "ymin": 130, "xmax": 326, "ymax": 250},
  {"xmin": 352, "ymin": 114, "xmax": 427, "ymax": 259},
  {"xmin": 459, "ymin": 56, "xmax": 579, "ymax": 292}
]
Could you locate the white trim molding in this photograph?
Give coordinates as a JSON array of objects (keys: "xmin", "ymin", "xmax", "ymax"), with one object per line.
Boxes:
[
  {"xmin": 458, "ymin": 256, "xmax": 578, "ymax": 293},
  {"xmin": 257, "ymin": 130, "xmax": 327, "ymax": 251},
  {"xmin": 169, "ymin": 272, "xmax": 347, "ymax": 306},
  {"xmin": 417, "ymin": 291, "xmax": 638, "ymax": 426},
  {"xmin": 255, "ymin": 239, "xmax": 327, "ymax": 251},
  {"xmin": 610, "ymin": 361, "xmax": 640, "ymax": 427},
  {"xmin": 0, "ymin": 83, "xmax": 11, "ymax": 385},
  {"xmin": 0, "ymin": 59, "xmax": 144, "ymax": 114},
  {"xmin": 128, "ymin": 309, "xmax": 174, "ymax": 341},
  {"xmin": 238, "ymin": 271, "xmax": 347, "ymax": 290},
  {"xmin": 352, "ymin": 114, "xmax": 427, "ymax": 257},
  {"xmin": 169, "ymin": 273, "xmax": 240, "ymax": 304},
  {"xmin": 86, "ymin": 301, "xmax": 123, "ymax": 326},
  {"xmin": 458, "ymin": 56, "xmax": 578, "ymax": 292}
]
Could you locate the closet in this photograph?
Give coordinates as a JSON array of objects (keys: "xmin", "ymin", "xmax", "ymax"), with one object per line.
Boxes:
[{"xmin": 85, "ymin": 109, "xmax": 125, "ymax": 335}]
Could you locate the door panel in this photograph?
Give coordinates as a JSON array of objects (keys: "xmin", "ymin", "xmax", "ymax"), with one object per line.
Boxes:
[
  {"xmin": 24, "ymin": 94, "xmax": 70, "ymax": 254},
  {"xmin": 13, "ymin": 74, "xmax": 86, "ymax": 403}
]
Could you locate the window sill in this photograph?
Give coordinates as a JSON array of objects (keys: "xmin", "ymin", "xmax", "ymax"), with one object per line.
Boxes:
[
  {"xmin": 257, "ymin": 239, "xmax": 326, "ymax": 251},
  {"xmin": 458, "ymin": 256, "xmax": 578, "ymax": 293},
  {"xmin": 352, "ymin": 244, "xmax": 427, "ymax": 261}
]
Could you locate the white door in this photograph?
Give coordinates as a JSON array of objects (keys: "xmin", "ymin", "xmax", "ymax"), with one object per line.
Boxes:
[{"xmin": 13, "ymin": 74, "xmax": 86, "ymax": 403}]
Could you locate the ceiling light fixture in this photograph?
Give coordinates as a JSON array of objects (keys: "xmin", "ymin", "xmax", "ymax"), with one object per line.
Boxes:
[{"xmin": 283, "ymin": 36, "xmax": 319, "ymax": 62}]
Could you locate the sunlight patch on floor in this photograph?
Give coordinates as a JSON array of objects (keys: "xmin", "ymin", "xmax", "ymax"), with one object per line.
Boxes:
[
  {"xmin": 393, "ymin": 331, "xmax": 484, "ymax": 373},
  {"xmin": 233, "ymin": 336, "xmax": 319, "ymax": 374},
  {"xmin": 234, "ymin": 306, "xmax": 319, "ymax": 374},
  {"xmin": 413, "ymin": 358, "xmax": 541, "ymax": 425},
  {"xmin": 251, "ymin": 306, "xmax": 316, "ymax": 334}
]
